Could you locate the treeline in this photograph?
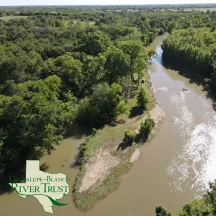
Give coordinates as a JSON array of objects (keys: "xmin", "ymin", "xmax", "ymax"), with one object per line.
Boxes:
[
  {"xmin": 1, "ymin": 4, "xmax": 216, "ymax": 15},
  {"xmin": 156, "ymin": 182, "xmax": 216, "ymax": 216},
  {"xmin": 162, "ymin": 27, "xmax": 216, "ymax": 92}
]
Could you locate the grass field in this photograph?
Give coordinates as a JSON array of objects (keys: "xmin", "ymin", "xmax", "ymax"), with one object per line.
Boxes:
[{"xmin": 0, "ymin": 16, "xmax": 28, "ymax": 21}]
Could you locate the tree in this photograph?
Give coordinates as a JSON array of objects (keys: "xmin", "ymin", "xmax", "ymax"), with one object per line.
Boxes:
[
  {"xmin": 148, "ymin": 49, "xmax": 157, "ymax": 58},
  {"xmin": 139, "ymin": 118, "xmax": 155, "ymax": 139},
  {"xmin": 104, "ymin": 46, "xmax": 130, "ymax": 85},
  {"xmin": 43, "ymin": 45, "xmax": 66, "ymax": 59},
  {"xmin": 77, "ymin": 83, "xmax": 127, "ymax": 125},
  {"xmin": 156, "ymin": 206, "xmax": 172, "ymax": 216},
  {"xmin": 178, "ymin": 200, "xmax": 213, "ymax": 216},
  {"xmin": 77, "ymin": 54, "xmax": 106, "ymax": 97},
  {"xmin": 78, "ymin": 30, "xmax": 110, "ymax": 56},
  {"xmin": 136, "ymin": 87, "xmax": 149, "ymax": 109},
  {"xmin": 178, "ymin": 182, "xmax": 216, "ymax": 216},
  {"xmin": 0, "ymin": 75, "xmax": 77, "ymax": 176},
  {"xmin": 119, "ymin": 76, "xmax": 133, "ymax": 102},
  {"xmin": 167, "ymin": 21, "xmax": 177, "ymax": 33},
  {"xmin": 44, "ymin": 54, "xmax": 83, "ymax": 97},
  {"xmin": 0, "ymin": 46, "xmax": 44, "ymax": 84},
  {"xmin": 117, "ymin": 40, "xmax": 148, "ymax": 81},
  {"xmin": 162, "ymin": 27, "xmax": 216, "ymax": 94},
  {"xmin": 124, "ymin": 129, "xmax": 136, "ymax": 144}
]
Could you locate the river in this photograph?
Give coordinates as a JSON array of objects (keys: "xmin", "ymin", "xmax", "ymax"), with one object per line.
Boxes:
[{"xmin": 1, "ymin": 34, "xmax": 216, "ymax": 216}]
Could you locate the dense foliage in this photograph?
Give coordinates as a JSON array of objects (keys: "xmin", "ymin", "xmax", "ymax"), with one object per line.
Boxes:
[
  {"xmin": 156, "ymin": 206, "xmax": 171, "ymax": 216},
  {"xmin": 0, "ymin": 76, "xmax": 77, "ymax": 175},
  {"xmin": 162, "ymin": 28, "xmax": 216, "ymax": 92},
  {"xmin": 139, "ymin": 118, "xmax": 155, "ymax": 139},
  {"xmin": 136, "ymin": 87, "xmax": 149, "ymax": 109},
  {"xmin": 157, "ymin": 182, "xmax": 216, "ymax": 216}
]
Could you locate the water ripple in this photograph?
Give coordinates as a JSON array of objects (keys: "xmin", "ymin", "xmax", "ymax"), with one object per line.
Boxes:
[{"xmin": 168, "ymin": 91, "xmax": 216, "ymax": 196}]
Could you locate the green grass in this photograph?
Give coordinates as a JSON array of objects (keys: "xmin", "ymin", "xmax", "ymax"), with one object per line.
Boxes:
[
  {"xmin": 143, "ymin": 71, "xmax": 155, "ymax": 111},
  {"xmin": 0, "ymin": 16, "xmax": 28, "ymax": 21},
  {"xmin": 73, "ymin": 124, "xmax": 136, "ymax": 211},
  {"xmin": 73, "ymin": 124, "xmax": 135, "ymax": 210},
  {"xmin": 73, "ymin": 158, "xmax": 133, "ymax": 211}
]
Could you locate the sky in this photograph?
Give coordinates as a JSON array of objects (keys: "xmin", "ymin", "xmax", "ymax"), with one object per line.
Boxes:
[{"xmin": 1, "ymin": 0, "xmax": 216, "ymax": 6}]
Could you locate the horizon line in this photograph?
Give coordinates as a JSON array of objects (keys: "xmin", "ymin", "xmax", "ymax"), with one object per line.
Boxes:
[{"xmin": 1, "ymin": 3, "xmax": 216, "ymax": 7}]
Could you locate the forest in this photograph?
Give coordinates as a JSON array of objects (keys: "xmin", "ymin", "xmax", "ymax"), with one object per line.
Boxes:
[
  {"xmin": 162, "ymin": 27, "xmax": 216, "ymax": 92},
  {"xmin": 1, "ymin": 5, "xmax": 216, "ymax": 215}
]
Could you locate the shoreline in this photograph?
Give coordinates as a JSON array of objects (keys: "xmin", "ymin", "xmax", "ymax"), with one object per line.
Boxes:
[{"xmin": 72, "ymin": 69, "xmax": 166, "ymax": 211}]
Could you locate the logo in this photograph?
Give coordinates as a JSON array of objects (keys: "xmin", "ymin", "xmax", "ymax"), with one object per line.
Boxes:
[{"xmin": 9, "ymin": 160, "xmax": 70, "ymax": 214}]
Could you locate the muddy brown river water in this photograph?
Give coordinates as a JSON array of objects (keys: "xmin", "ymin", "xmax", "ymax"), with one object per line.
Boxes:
[{"xmin": 1, "ymin": 34, "xmax": 216, "ymax": 216}]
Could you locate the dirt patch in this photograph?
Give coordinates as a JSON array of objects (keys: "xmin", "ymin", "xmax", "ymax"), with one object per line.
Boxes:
[
  {"xmin": 150, "ymin": 104, "xmax": 166, "ymax": 126},
  {"xmin": 130, "ymin": 148, "xmax": 140, "ymax": 163},
  {"xmin": 146, "ymin": 104, "xmax": 166, "ymax": 141},
  {"xmin": 77, "ymin": 105, "xmax": 165, "ymax": 193},
  {"xmin": 152, "ymin": 87, "xmax": 158, "ymax": 93},
  {"xmin": 79, "ymin": 148, "xmax": 120, "ymax": 192},
  {"xmin": 158, "ymin": 87, "xmax": 168, "ymax": 92}
]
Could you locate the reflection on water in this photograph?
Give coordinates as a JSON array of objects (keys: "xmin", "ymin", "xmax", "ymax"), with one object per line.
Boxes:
[
  {"xmin": 168, "ymin": 90, "xmax": 216, "ymax": 196},
  {"xmin": 150, "ymin": 36, "xmax": 216, "ymax": 199}
]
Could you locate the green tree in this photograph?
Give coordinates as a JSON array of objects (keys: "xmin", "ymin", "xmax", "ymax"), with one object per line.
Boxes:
[
  {"xmin": 156, "ymin": 206, "xmax": 172, "ymax": 216},
  {"xmin": 124, "ymin": 129, "xmax": 136, "ymax": 144},
  {"xmin": 179, "ymin": 200, "xmax": 213, "ymax": 216},
  {"xmin": 77, "ymin": 83, "xmax": 127, "ymax": 125},
  {"xmin": 136, "ymin": 87, "xmax": 149, "ymax": 109},
  {"xmin": 44, "ymin": 54, "xmax": 83, "ymax": 97},
  {"xmin": 139, "ymin": 118, "xmax": 155, "ymax": 139},
  {"xmin": 117, "ymin": 40, "xmax": 148, "ymax": 82},
  {"xmin": 167, "ymin": 21, "xmax": 177, "ymax": 33},
  {"xmin": 104, "ymin": 46, "xmax": 130, "ymax": 85},
  {"xmin": 0, "ymin": 75, "xmax": 77, "ymax": 176},
  {"xmin": 148, "ymin": 49, "xmax": 157, "ymax": 58},
  {"xmin": 78, "ymin": 31, "xmax": 110, "ymax": 56}
]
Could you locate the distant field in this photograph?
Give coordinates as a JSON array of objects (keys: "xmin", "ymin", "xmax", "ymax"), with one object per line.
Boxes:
[
  {"xmin": 0, "ymin": 16, "xmax": 28, "ymax": 21},
  {"xmin": 184, "ymin": 7, "xmax": 216, "ymax": 12}
]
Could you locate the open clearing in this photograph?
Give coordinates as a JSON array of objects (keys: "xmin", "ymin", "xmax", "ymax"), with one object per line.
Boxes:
[{"xmin": 0, "ymin": 16, "xmax": 28, "ymax": 21}]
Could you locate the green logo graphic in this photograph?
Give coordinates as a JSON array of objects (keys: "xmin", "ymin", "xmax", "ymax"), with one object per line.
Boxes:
[{"xmin": 9, "ymin": 160, "xmax": 70, "ymax": 214}]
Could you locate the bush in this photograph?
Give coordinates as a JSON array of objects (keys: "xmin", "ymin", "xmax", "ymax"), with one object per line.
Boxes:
[
  {"xmin": 124, "ymin": 129, "xmax": 136, "ymax": 144},
  {"xmin": 156, "ymin": 206, "xmax": 172, "ymax": 216},
  {"xmin": 139, "ymin": 118, "xmax": 155, "ymax": 138},
  {"xmin": 136, "ymin": 87, "xmax": 149, "ymax": 109}
]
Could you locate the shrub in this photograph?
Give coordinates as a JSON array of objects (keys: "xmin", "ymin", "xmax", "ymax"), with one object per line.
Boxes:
[
  {"xmin": 124, "ymin": 129, "xmax": 136, "ymax": 144},
  {"xmin": 136, "ymin": 87, "xmax": 149, "ymax": 109},
  {"xmin": 139, "ymin": 118, "xmax": 155, "ymax": 138},
  {"xmin": 156, "ymin": 206, "xmax": 172, "ymax": 216}
]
